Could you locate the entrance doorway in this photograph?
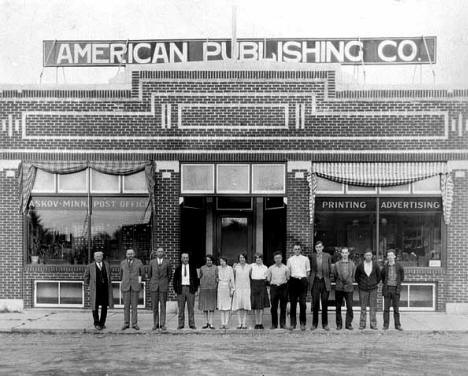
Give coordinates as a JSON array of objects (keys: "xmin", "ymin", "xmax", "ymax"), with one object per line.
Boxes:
[
  {"xmin": 216, "ymin": 214, "xmax": 253, "ymax": 265},
  {"xmin": 180, "ymin": 196, "xmax": 286, "ymax": 266}
]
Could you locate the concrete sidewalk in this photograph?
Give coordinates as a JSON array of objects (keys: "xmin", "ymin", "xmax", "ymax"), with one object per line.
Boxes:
[{"xmin": 0, "ymin": 309, "xmax": 467, "ymax": 334}]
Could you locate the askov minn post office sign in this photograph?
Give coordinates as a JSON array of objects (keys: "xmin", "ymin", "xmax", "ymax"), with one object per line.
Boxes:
[{"xmin": 43, "ymin": 37, "xmax": 436, "ymax": 66}]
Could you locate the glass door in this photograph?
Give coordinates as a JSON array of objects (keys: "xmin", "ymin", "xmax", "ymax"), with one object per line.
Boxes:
[{"xmin": 216, "ymin": 214, "xmax": 253, "ymax": 265}]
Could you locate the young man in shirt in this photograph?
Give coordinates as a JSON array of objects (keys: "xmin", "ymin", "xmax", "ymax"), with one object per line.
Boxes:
[
  {"xmin": 267, "ymin": 251, "xmax": 290, "ymax": 329},
  {"xmin": 381, "ymin": 250, "xmax": 405, "ymax": 330},
  {"xmin": 333, "ymin": 247, "xmax": 356, "ymax": 330},
  {"xmin": 355, "ymin": 250, "xmax": 381, "ymax": 330},
  {"xmin": 287, "ymin": 243, "xmax": 310, "ymax": 330}
]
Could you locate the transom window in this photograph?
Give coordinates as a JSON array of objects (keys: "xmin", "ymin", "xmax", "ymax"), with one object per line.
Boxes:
[{"xmin": 181, "ymin": 163, "xmax": 286, "ymax": 195}]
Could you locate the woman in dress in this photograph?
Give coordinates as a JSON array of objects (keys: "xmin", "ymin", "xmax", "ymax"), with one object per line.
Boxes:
[
  {"xmin": 198, "ymin": 255, "xmax": 218, "ymax": 329},
  {"xmin": 250, "ymin": 253, "xmax": 270, "ymax": 329},
  {"xmin": 232, "ymin": 252, "xmax": 252, "ymax": 329},
  {"xmin": 217, "ymin": 256, "xmax": 235, "ymax": 329}
]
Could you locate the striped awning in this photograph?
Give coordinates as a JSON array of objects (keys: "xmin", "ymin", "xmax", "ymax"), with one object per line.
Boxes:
[
  {"xmin": 307, "ymin": 162, "xmax": 454, "ymax": 224},
  {"xmin": 19, "ymin": 160, "xmax": 156, "ymax": 214}
]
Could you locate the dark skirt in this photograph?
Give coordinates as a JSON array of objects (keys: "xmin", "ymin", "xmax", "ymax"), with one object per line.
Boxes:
[
  {"xmin": 198, "ymin": 288, "xmax": 217, "ymax": 311},
  {"xmin": 251, "ymin": 279, "xmax": 270, "ymax": 309}
]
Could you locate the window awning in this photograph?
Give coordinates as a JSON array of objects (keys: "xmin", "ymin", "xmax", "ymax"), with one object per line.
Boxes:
[
  {"xmin": 307, "ymin": 162, "xmax": 454, "ymax": 224},
  {"xmin": 19, "ymin": 161, "xmax": 156, "ymax": 214}
]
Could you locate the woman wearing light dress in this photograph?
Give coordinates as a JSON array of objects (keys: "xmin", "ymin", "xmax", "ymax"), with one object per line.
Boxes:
[
  {"xmin": 217, "ymin": 256, "xmax": 235, "ymax": 329},
  {"xmin": 232, "ymin": 253, "xmax": 252, "ymax": 329}
]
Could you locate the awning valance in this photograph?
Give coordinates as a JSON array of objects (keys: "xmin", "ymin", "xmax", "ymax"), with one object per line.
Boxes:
[
  {"xmin": 307, "ymin": 162, "xmax": 454, "ymax": 224},
  {"xmin": 19, "ymin": 161, "xmax": 156, "ymax": 214}
]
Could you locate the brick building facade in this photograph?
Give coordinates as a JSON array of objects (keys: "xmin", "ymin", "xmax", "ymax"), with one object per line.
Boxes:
[{"xmin": 0, "ymin": 63, "xmax": 467, "ymax": 313}]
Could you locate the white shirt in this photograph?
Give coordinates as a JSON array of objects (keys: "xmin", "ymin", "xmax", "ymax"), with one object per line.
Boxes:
[
  {"xmin": 181, "ymin": 264, "xmax": 190, "ymax": 285},
  {"xmin": 287, "ymin": 254, "xmax": 310, "ymax": 278},
  {"xmin": 157, "ymin": 258, "xmax": 163, "ymax": 265},
  {"xmin": 251, "ymin": 263, "xmax": 268, "ymax": 280},
  {"xmin": 268, "ymin": 264, "xmax": 290, "ymax": 285},
  {"xmin": 364, "ymin": 261, "xmax": 373, "ymax": 277},
  {"xmin": 96, "ymin": 262, "xmax": 102, "ymax": 270}
]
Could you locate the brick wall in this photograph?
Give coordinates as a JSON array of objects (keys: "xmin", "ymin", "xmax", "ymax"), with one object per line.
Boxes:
[
  {"xmin": 446, "ymin": 170, "xmax": 468, "ymax": 305},
  {"xmin": 0, "ymin": 169, "xmax": 23, "ymax": 301}
]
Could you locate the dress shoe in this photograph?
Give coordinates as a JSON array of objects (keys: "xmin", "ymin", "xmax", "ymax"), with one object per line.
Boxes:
[
  {"xmin": 323, "ymin": 325, "xmax": 330, "ymax": 331},
  {"xmin": 254, "ymin": 324, "xmax": 259, "ymax": 329},
  {"xmin": 189, "ymin": 325, "xmax": 196, "ymax": 329},
  {"xmin": 237, "ymin": 325, "xmax": 243, "ymax": 329},
  {"xmin": 310, "ymin": 325, "xmax": 317, "ymax": 331},
  {"xmin": 346, "ymin": 326, "xmax": 353, "ymax": 330},
  {"xmin": 152, "ymin": 326, "xmax": 158, "ymax": 331},
  {"xmin": 336, "ymin": 325, "xmax": 342, "ymax": 330},
  {"xmin": 280, "ymin": 325, "xmax": 286, "ymax": 329},
  {"xmin": 396, "ymin": 326, "xmax": 403, "ymax": 331},
  {"xmin": 95, "ymin": 325, "xmax": 102, "ymax": 330},
  {"xmin": 259, "ymin": 324, "xmax": 264, "ymax": 329},
  {"xmin": 289, "ymin": 325, "xmax": 296, "ymax": 330},
  {"xmin": 202, "ymin": 324, "xmax": 210, "ymax": 329},
  {"xmin": 270, "ymin": 326, "xmax": 278, "ymax": 330},
  {"xmin": 370, "ymin": 326, "xmax": 378, "ymax": 330},
  {"xmin": 121, "ymin": 325, "xmax": 129, "ymax": 330},
  {"xmin": 100, "ymin": 325, "xmax": 106, "ymax": 330},
  {"xmin": 132, "ymin": 325, "xmax": 140, "ymax": 330},
  {"xmin": 160, "ymin": 326, "xmax": 167, "ymax": 331},
  {"xmin": 177, "ymin": 326, "xmax": 184, "ymax": 330},
  {"xmin": 209, "ymin": 325, "xmax": 215, "ymax": 330},
  {"xmin": 383, "ymin": 326, "xmax": 389, "ymax": 330},
  {"xmin": 300, "ymin": 324, "xmax": 306, "ymax": 331}
]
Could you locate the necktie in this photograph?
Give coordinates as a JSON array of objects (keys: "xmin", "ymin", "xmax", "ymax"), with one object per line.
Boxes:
[
  {"xmin": 97, "ymin": 262, "xmax": 102, "ymax": 270},
  {"xmin": 184, "ymin": 264, "xmax": 187, "ymax": 277}
]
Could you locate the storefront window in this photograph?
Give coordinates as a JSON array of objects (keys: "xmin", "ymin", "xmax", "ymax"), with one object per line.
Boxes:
[
  {"xmin": 314, "ymin": 197, "xmax": 376, "ymax": 263},
  {"xmin": 27, "ymin": 197, "xmax": 89, "ymax": 264},
  {"xmin": 217, "ymin": 164, "xmax": 250, "ymax": 194},
  {"xmin": 91, "ymin": 197, "xmax": 151, "ymax": 264},
  {"xmin": 379, "ymin": 197, "xmax": 442, "ymax": 267},
  {"xmin": 27, "ymin": 168, "xmax": 152, "ymax": 265},
  {"xmin": 251, "ymin": 164, "xmax": 285, "ymax": 194}
]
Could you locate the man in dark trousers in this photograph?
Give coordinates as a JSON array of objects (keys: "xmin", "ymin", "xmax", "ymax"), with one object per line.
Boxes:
[
  {"xmin": 333, "ymin": 247, "xmax": 356, "ymax": 330},
  {"xmin": 84, "ymin": 251, "xmax": 114, "ymax": 330},
  {"xmin": 309, "ymin": 241, "xmax": 332, "ymax": 331},
  {"xmin": 148, "ymin": 247, "xmax": 172, "ymax": 331},
  {"xmin": 381, "ymin": 250, "xmax": 405, "ymax": 330},
  {"xmin": 120, "ymin": 249, "xmax": 144, "ymax": 330},
  {"xmin": 355, "ymin": 251, "xmax": 381, "ymax": 330},
  {"xmin": 173, "ymin": 252, "xmax": 199, "ymax": 329}
]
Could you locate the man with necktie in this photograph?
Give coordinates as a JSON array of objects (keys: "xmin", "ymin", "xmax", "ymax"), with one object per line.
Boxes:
[
  {"xmin": 120, "ymin": 249, "xmax": 144, "ymax": 330},
  {"xmin": 173, "ymin": 252, "xmax": 199, "ymax": 329},
  {"xmin": 84, "ymin": 251, "xmax": 114, "ymax": 330},
  {"xmin": 148, "ymin": 247, "xmax": 172, "ymax": 331}
]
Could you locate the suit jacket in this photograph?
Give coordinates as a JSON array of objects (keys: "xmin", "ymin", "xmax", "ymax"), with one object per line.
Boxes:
[
  {"xmin": 173, "ymin": 263, "xmax": 199, "ymax": 295},
  {"xmin": 309, "ymin": 252, "xmax": 332, "ymax": 291},
  {"xmin": 83, "ymin": 261, "xmax": 114, "ymax": 310},
  {"xmin": 148, "ymin": 258, "xmax": 172, "ymax": 292},
  {"xmin": 355, "ymin": 261, "xmax": 381, "ymax": 291},
  {"xmin": 120, "ymin": 258, "xmax": 144, "ymax": 292},
  {"xmin": 381, "ymin": 262, "xmax": 405, "ymax": 295}
]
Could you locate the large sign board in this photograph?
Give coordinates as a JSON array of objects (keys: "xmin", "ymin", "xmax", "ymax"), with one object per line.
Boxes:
[{"xmin": 43, "ymin": 37, "xmax": 436, "ymax": 67}]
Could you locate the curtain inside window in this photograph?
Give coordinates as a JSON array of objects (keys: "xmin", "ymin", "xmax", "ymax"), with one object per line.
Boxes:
[
  {"xmin": 19, "ymin": 161, "xmax": 156, "ymax": 214},
  {"xmin": 307, "ymin": 162, "xmax": 454, "ymax": 225}
]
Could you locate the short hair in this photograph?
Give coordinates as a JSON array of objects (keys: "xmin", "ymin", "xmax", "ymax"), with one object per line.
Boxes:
[
  {"xmin": 254, "ymin": 253, "xmax": 263, "ymax": 260},
  {"xmin": 386, "ymin": 249, "xmax": 396, "ymax": 256},
  {"xmin": 238, "ymin": 252, "xmax": 248, "ymax": 262},
  {"xmin": 205, "ymin": 254, "xmax": 213, "ymax": 262},
  {"xmin": 126, "ymin": 249, "xmax": 135, "ymax": 254},
  {"xmin": 181, "ymin": 252, "xmax": 189, "ymax": 258},
  {"xmin": 341, "ymin": 247, "xmax": 349, "ymax": 253},
  {"xmin": 93, "ymin": 251, "xmax": 103, "ymax": 257},
  {"xmin": 273, "ymin": 251, "xmax": 283, "ymax": 257},
  {"xmin": 364, "ymin": 250, "xmax": 373, "ymax": 256},
  {"xmin": 293, "ymin": 242, "xmax": 302, "ymax": 248},
  {"xmin": 315, "ymin": 241, "xmax": 324, "ymax": 247},
  {"xmin": 218, "ymin": 255, "xmax": 228, "ymax": 264}
]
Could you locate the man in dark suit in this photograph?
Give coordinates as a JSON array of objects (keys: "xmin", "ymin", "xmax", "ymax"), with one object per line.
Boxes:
[
  {"xmin": 310, "ymin": 241, "xmax": 332, "ymax": 331},
  {"xmin": 173, "ymin": 252, "xmax": 199, "ymax": 329},
  {"xmin": 148, "ymin": 247, "xmax": 172, "ymax": 331},
  {"xmin": 381, "ymin": 250, "xmax": 405, "ymax": 330},
  {"xmin": 120, "ymin": 249, "xmax": 144, "ymax": 330},
  {"xmin": 83, "ymin": 251, "xmax": 114, "ymax": 330}
]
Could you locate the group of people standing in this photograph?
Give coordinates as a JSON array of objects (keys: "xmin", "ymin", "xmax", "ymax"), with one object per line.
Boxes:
[{"xmin": 84, "ymin": 242, "xmax": 404, "ymax": 331}]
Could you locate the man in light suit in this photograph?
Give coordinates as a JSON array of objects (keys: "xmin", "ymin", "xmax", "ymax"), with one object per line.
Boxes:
[
  {"xmin": 148, "ymin": 247, "xmax": 172, "ymax": 331},
  {"xmin": 310, "ymin": 241, "xmax": 332, "ymax": 331},
  {"xmin": 84, "ymin": 251, "xmax": 114, "ymax": 330},
  {"xmin": 120, "ymin": 249, "xmax": 144, "ymax": 330}
]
